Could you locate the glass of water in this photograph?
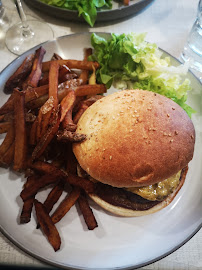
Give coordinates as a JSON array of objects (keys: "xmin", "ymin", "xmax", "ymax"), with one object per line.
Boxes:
[{"xmin": 181, "ymin": 0, "xmax": 202, "ymax": 72}]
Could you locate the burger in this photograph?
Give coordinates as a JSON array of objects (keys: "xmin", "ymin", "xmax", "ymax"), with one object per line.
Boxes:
[{"xmin": 73, "ymin": 89, "xmax": 195, "ymax": 216}]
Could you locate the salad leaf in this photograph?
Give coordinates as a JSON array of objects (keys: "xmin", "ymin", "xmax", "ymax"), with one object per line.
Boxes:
[
  {"xmin": 40, "ymin": 0, "xmax": 112, "ymax": 26},
  {"xmin": 89, "ymin": 33, "xmax": 195, "ymax": 117}
]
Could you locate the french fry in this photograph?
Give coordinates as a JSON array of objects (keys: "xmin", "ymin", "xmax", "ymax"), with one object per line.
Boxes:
[
  {"xmin": 51, "ymin": 186, "xmax": 81, "ymax": 224},
  {"xmin": 59, "ymin": 65, "xmax": 78, "ymax": 83},
  {"xmin": 51, "ymin": 53, "xmax": 62, "ymax": 61},
  {"xmin": 0, "ymin": 122, "xmax": 13, "ymax": 134},
  {"xmin": 42, "ymin": 59, "xmax": 99, "ymax": 73},
  {"xmin": 43, "ymin": 180, "xmax": 65, "ymax": 214},
  {"xmin": 78, "ymin": 191, "xmax": 98, "ymax": 230},
  {"xmin": 0, "ymin": 85, "xmax": 50, "ymax": 115},
  {"xmin": 32, "ymin": 106, "xmax": 60, "ymax": 160},
  {"xmin": 49, "ymin": 61, "xmax": 59, "ymax": 109},
  {"xmin": 60, "ymin": 90, "xmax": 76, "ymax": 123},
  {"xmin": 0, "ymin": 141, "xmax": 14, "ymax": 166},
  {"xmin": 62, "ymin": 110, "xmax": 77, "ymax": 131},
  {"xmin": 0, "ymin": 93, "xmax": 15, "ymax": 115},
  {"xmin": 25, "ymin": 112, "xmax": 36, "ymax": 123},
  {"xmin": 65, "ymin": 142, "xmax": 78, "ymax": 175},
  {"xmin": 66, "ymin": 174, "xmax": 95, "ymax": 194},
  {"xmin": 73, "ymin": 95, "xmax": 103, "ymax": 124},
  {"xmin": 26, "ymin": 78, "xmax": 83, "ymax": 110},
  {"xmin": 39, "ymin": 72, "xmax": 49, "ymax": 86},
  {"xmin": 36, "ymin": 180, "xmax": 65, "ymax": 229},
  {"xmin": 34, "ymin": 199, "xmax": 61, "ymax": 252},
  {"xmin": 36, "ymin": 97, "xmax": 55, "ymax": 141},
  {"xmin": 20, "ymin": 174, "xmax": 60, "ymax": 201},
  {"xmin": 74, "ymin": 84, "xmax": 106, "ymax": 97},
  {"xmin": 0, "ymin": 126, "xmax": 15, "ymax": 157},
  {"xmin": 23, "ymin": 47, "xmax": 46, "ymax": 89},
  {"xmin": 73, "ymin": 103, "xmax": 88, "ymax": 124},
  {"xmin": 13, "ymin": 89, "xmax": 27, "ymax": 172},
  {"xmin": 79, "ymin": 48, "xmax": 93, "ymax": 85},
  {"xmin": 123, "ymin": 0, "xmax": 130, "ymax": 5},
  {"xmin": 29, "ymin": 118, "xmax": 38, "ymax": 145},
  {"xmin": 25, "ymin": 84, "xmax": 49, "ymax": 103},
  {"xmin": 4, "ymin": 54, "xmax": 35, "ymax": 94},
  {"xmin": 20, "ymin": 197, "xmax": 34, "ymax": 224},
  {"xmin": 30, "ymin": 161, "xmax": 66, "ymax": 178},
  {"xmin": 23, "ymin": 174, "xmax": 39, "ymax": 189}
]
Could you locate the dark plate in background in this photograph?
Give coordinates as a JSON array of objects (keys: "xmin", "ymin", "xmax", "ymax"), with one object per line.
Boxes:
[{"xmin": 24, "ymin": 0, "xmax": 154, "ymax": 24}]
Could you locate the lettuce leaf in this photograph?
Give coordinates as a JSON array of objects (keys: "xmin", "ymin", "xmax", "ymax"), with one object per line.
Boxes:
[
  {"xmin": 40, "ymin": 0, "xmax": 112, "ymax": 26},
  {"xmin": 89, "ymin": 33, "xmax": 195, "ymax": 117}
]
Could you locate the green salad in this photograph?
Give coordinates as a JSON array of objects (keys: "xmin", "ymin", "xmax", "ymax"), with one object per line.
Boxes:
[
  {"xmin": 39, "ymin": 0, "xmax": 112, "ymax": 26},
  {"xmin": 89, "ymin": 33, "xmax": 195, "ymax": 117}
]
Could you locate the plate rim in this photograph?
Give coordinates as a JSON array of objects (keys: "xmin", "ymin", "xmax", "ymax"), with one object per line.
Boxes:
[
  {"xmin": 0, "ymin": 32, "xmax": 202, "ymax": 270},
  {"xmin": 24, "ymin": 0, "xmax": 155, "ymax": 23}
]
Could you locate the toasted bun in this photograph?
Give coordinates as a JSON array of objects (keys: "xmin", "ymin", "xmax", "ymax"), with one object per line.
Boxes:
[
  {"xmin": 73, "ymin": 90, "xmax": 195, "ymax": 188},
  {"xmin": 88, "ymin": 167, "xmax": 187, "ymax": 217}
]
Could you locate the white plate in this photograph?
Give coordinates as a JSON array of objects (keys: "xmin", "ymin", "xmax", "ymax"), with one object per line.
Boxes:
[{"xmin": 0, "ymin": 32, "xmax": 202, "ymax": 270}]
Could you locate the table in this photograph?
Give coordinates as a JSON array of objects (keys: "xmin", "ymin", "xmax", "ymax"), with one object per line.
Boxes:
[{"xmin": 0, "ymin": 0, "xmax": 201, "ymax": 269}]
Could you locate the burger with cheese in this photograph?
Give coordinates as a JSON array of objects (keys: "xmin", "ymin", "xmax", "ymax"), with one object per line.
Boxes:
[{"xmin": 73, "ymin": 89, "xmax": 195, "ymax": 216}]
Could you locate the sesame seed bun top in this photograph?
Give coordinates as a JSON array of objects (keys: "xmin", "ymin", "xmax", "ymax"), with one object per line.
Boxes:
[{"xmin": 73, "ymin": 89, "xmax": 195, "ymax": 188}]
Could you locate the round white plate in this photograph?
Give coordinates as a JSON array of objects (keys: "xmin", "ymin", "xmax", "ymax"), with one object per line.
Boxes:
[{"xmin": 0, "ymin": 32, "xmax": 201, "ymax": 270}]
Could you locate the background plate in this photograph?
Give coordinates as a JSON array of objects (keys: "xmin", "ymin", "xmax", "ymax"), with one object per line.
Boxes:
[
  {"xmin": 0, "ymin": 32, "xmax": 202, "ymax": 270},
  {"xmin": 24, "ymin": 0, "xmax": 154, "ymax": 24}
]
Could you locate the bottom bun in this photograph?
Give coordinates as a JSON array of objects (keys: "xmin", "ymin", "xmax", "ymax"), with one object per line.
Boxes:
[{"xmin": 88, "ymin": 167, "xmax": 188, "ymax": 217}]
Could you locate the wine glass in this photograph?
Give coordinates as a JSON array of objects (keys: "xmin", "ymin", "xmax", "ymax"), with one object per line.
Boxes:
[
  {"xmin": 5, "ymin": 0, "xmax": 54, "ymax": 55},
  {"xmin": 0, "ymin": 0, "xmax": 10, "ymax": 47}
]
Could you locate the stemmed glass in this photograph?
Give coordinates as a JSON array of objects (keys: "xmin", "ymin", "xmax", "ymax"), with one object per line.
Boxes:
[
  {"xmin": 0, "ymin": 0, "xmax": 10, "ymax": 46},
  {"xmin": 5, "ymin": 0, "xmax": 54, "ymax": 55}
]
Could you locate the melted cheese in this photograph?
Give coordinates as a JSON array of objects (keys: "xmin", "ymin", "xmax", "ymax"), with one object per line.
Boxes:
[{"xmin": 126, "ymin": 171, "xmax": 181, "ymax": 201}]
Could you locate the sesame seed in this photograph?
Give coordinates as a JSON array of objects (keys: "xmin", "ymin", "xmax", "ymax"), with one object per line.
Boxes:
[
  {"xmin": 170, "ymin": 139, "xmax": 173, "ymax": 143},
  {"xmin": 167, "ymin": 114, "xmax": 170, "ymax": 117},
  {"xmin": 109, "ymin": 156, "xmax": 112, "ymax": 160},
  {"xmin": 168, "ymin": 133, "xmax": 172, "ymax": 137},
  {"xmin": 130, "ymin": 129, "xmax": 133, "ymax": 132}
]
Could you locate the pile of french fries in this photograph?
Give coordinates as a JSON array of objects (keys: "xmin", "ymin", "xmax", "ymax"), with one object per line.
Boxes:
[{"xmin": 0, "ymin": 46, "xmax": 106, "ymax": 251}]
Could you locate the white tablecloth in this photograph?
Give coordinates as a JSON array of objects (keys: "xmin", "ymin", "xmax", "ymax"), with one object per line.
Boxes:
[{"xmin": 0, "ymin": 0, "xmax": 201, "ymax": 269}]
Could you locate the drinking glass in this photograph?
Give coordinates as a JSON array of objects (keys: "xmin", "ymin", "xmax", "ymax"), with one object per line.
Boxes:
[
  {"xmin": 0, "ymin": 0, "xmax": 10, "ymax": 46},
  {"xmin": 5, "ymin": 0, "xmax": 54, "ymax": 55},
  {"xmin": 181, "ymin": 0, "xmax": 202, "ymax": 72}
]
